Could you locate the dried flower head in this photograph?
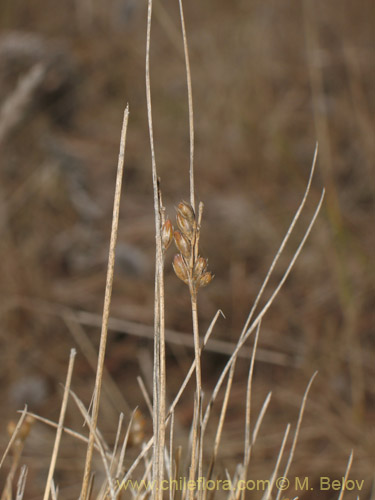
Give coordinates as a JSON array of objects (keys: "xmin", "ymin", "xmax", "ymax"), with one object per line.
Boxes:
[
  {"xmin": 172, "ymin": 200, "xmax": 213, "ymax": 293},
  {"xmin": 161, "ymin": 219, "xmax": 173, "ymax": 251},
  {"xmin": 174, "ymin": 230, "xmax": 191, "ymax": 259},
  {"xmin": 193, "ymin": 256, "xmax": 207, "ymax": 281},
  {"xmin": 176, "ymin": 211, "xmax": 193, "ymax": 240},
  {"xmin": 196, "ymin": 271, "xmax": 214, "ymax": 288},
  {"xmin": 178, "ymin": 201, "xmax": 195, "ymax": 226},
  {"xmin": 173, "ymin": 254, "xmax": 189, "ymax": 284}
]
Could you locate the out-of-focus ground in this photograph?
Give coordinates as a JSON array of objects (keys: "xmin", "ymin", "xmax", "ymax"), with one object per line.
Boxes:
[{"xmin": 0, "ymin": 0, "xmax": 374, "ymax": 498}]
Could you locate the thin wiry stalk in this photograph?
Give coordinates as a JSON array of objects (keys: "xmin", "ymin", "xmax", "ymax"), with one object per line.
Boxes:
[
  {"xmin": 204, "ymin": 321, "xmax": 261, "ymax": 495},
  {"xmin": 0, "ymin": 406, "xmax": 28, "ymax": 470},
  {"xmin": 184, "ymin": 396, "xmax": 200, "ymax": 500},
  {"xmin": 100, "ymin": 414, "xmax": 127, "ymax": 500},
  {"xmin": 225, "ymin": 469, "xmax": 236, "ymax": 500},
  {"xmin": 86, "ymin": 477, "xmax": 94, "ymax": 500},
  {"xmin": 139, "ymin": 456, "xmax": 154, "ymax": 498},
  {"xmin": 261, "ymin": 424, "xmax": 291, "ymax": 500},
  {"xmin": 168, "ymin": 411, "xmax": 175, "ymax": 500},
  {"xmin": 63, "ymin": 311, "xmax": 130, "ymax": 416},
  {"xmin": 115, "ymin": 409, "xmax": 138, "ymax": 480},
  {"xmin": 50, "ymin": 481, "xmax": 58, "ymax": 500},
  {"xmin": 71, "ymin": 391, "xmax": 116, "ymax": 499},
  {"xmin": 146, "ymin": 0, "xmax": 166, "ymax": 495},
  {"xmin": 21, "ymin": 411, "xmax": 100, "ymax": 449},
  {"xmin": 184, "ymin": 202, "xmax": 205, "ymax": 500},
  {"xmin": 109, "ymin": 412, "xmax": 123, "ymax": 476},
  {"xmin": 52, "ymin": 481, "xmax": 60, "ymax": 500},
  {"xmin": 137, "ymin": 376, "xmax": 153, "ymax": 417},
  {"xmin": 202, "ymin": 189, "xmax": 325, "ymax": 432},
  {"xmin": 251, "ymin": 391, "xmax": 272, "ymax": 445},
  {"xmin": 188, "ymin": 291, "xmax": 202, "ymax": 500},
  {"xmin": 115, "ymin": 310, "xmax": 223, "ymax": 491},
  {"xmin": 240, "ymin": 144, "xmax": 318, "ymax": 341},
  {"xmin": 197, "ymin": 394, "xmax": 204, "ymax": 500},
  {"xmin": 202, "ymin": 155, "xmax": 320, "ymax": 483},
  {"xmin": 337, "ymin": 450, "xmax": 354, "ymax": 500},
  {"xmin": 43, "ymin": 348, "xmax": 76, "ymax": 500},
  {"xmin": 15, "ymin": 466, "xmax": 28, "ymax": 500},
  {"xmin": 275, "ymin": 371, "xmax": 318, "ymax": 500},
  {"xmin": 178, "ymin": 0, "xmax": 195, "ymax": 210},
  {"xmin": 243, "ymin": 189, "xmax": 325, "ymax": 344},
  {"xmin": 239, "ymin": 323, "xmax": 261, "ymax": 500},
  {"xmin": 1, "ymin": 440, "xmax": 23, "ymax": 499},
  {"xmin": 116, "ymin": 439, "xmax": 153, "ymax": 494},
  {"xmin": 167, "ymin": 309, "xmax": 223, "ymax": 421},
  {"xmin": 80, "ymin": 105, "xmax": 129, "ymax": 500},
  {"xmin": 188, "ymin": 392, "xmax": 199, "ymax": 500}
]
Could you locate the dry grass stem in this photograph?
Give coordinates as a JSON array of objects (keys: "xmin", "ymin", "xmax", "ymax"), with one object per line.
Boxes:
[
  {"xmin": 161, "ymin": 309, "xmax": 222, "ymax": 440},
  {"xmin": 275, "ymin": 371, "xmax": 318, "ymax": 500},
  {"xmin": 240, "ymin": 143, "xmax": 318, "ymax": 340},
  {"xmin": 338, "ymin": 450, "xmax": 354, "ymax": 500},
  {"xmin": 71, "ymin": 391, "xmax": 115, "ymax": 499},
  {"xmin": 252, "ymin": 392, "xmax": 272, "ymax": 447},
  {"xmin": 238, "ymin": 323, "xmax": 261, "ymax": 500},
  {"xmin": 43, "ymin": 348, "xmax": 76, "ymax": 500},
  {"xmin": 137, "ymin": 376, "xmax": 153, "ymax": 417},
  {"xmin": 261, "ymin": 424, "xmax": 291, "ymax": 500},
  {"xmin": 0, "ymin": 406, "xmax": 28, "ymax": 470},
  {"xmin": 145, "ymin": 0, "xmax": 167, "ymax": 494},
  {"xmin": 19, "ymin": 411, "xmax": 104, "ymax": 450},
  {"xmin": 177, "ymin": 0, "xmax": 195, "ymax": 210},
  {"xmin": 114, "ymin": 409, "xmax": 138, "ymax": 480},
  {"xmin": 62, "ymin": 311, "xmax": 131, "ymax": 416},
  {"xmin": 15, "ymin": 465, "xmax": 28, "ymax": 500},
  {"xmin": 109, "ymin": 412, "xmax": 124, "ymax": 475},
  {"xmin": 80, "ymin": 105, "xmax": 129, "ymax": 499},
  {"xmin": 202, "ymin": 188, "xmax": 325, "ymax": 434},
  {"xmin": 168, "ymin": 411, "xmax": 175, "ymax": 500},
  {"xmin": 116, "ymin": 438, "xmax": 153, "ymax": 494}
]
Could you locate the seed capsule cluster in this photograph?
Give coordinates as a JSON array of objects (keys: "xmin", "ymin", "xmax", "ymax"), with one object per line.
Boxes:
[{"xmin": 172, "ymin": 201, "xmax": 214, "ymax": 292}]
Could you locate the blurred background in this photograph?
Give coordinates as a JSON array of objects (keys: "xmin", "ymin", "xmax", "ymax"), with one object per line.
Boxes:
[{"xmin": 0, "ymin": 0, "xmax": 374, "ymax": 497}]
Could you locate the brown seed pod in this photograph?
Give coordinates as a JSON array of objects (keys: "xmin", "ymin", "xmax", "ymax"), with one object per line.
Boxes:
[
  {"xmin": 161, "ymin": 219, "xmax": 173, "ymax": 251},
  {"xmin": 196, "ymin": 271, "xmax": 214, "ymax": 288},
  {"xmin": 176, "ymin": 211, "xmax": 193, "ymax": 240},
  {"xmin": 173, "ymin": 254, "xmax": 189, "ymax": 284},
  {"xmin": 193, "ymin": 256, "xmax": 208, "ymax": 280},
  {"xmin": 178, "ymin": 201, "xmax": 195, "ymax": 225},
  {"xmin": 174, "ymin": 230, "xmax": 191, "ymax": 258},
  {"xmin": 128, "ymin": 409, "xmax": 146, "ymax": 447}
]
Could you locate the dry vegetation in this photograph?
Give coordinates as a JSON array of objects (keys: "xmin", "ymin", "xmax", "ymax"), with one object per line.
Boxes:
[{"xmin": 0, "ymin": 0, "xmax": 374, "ymax": 499}]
